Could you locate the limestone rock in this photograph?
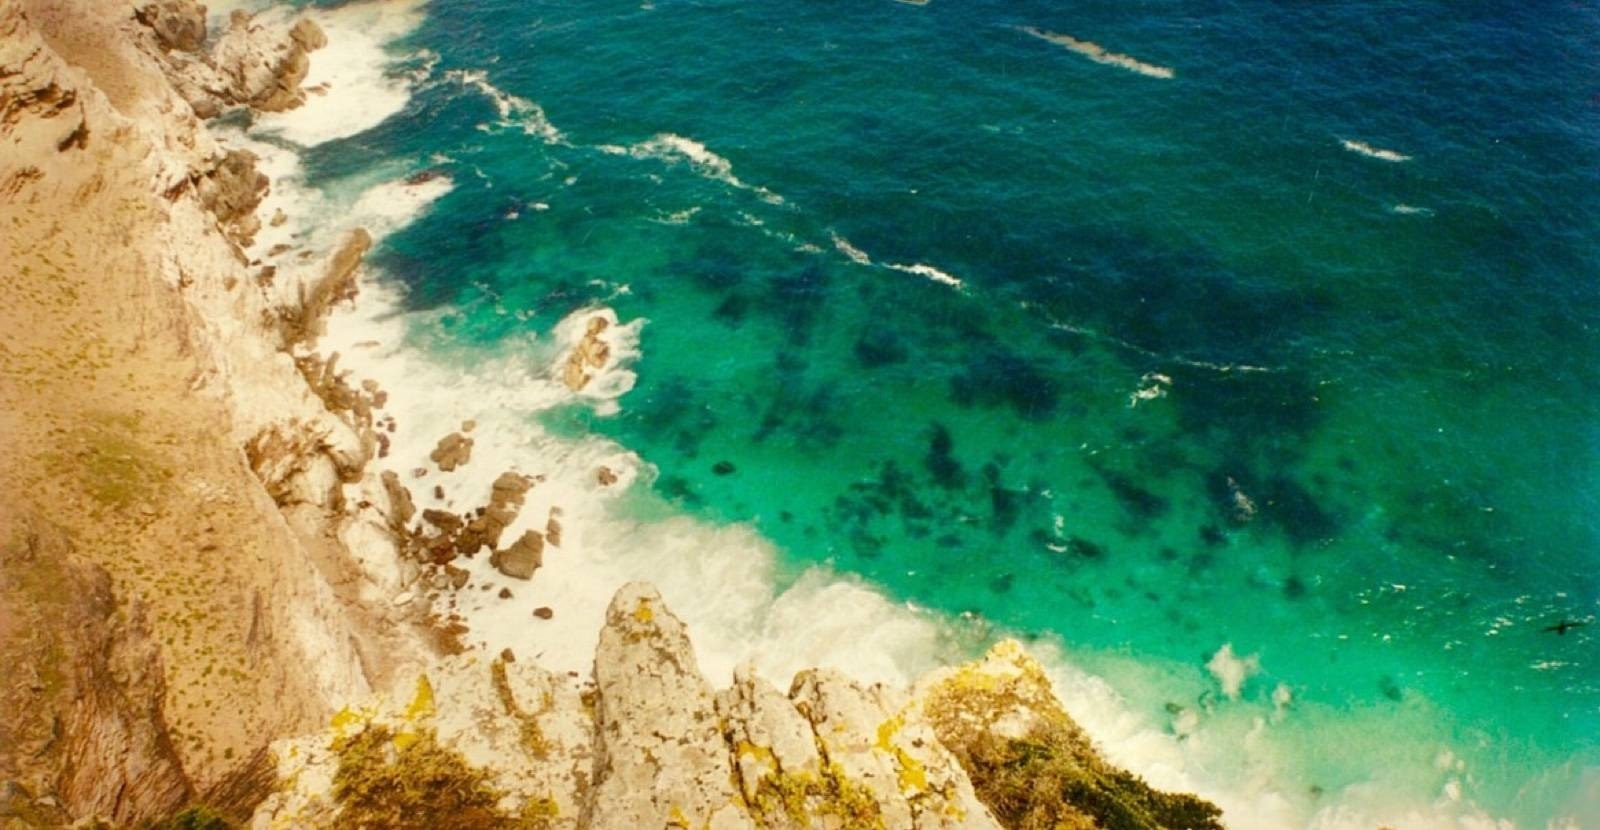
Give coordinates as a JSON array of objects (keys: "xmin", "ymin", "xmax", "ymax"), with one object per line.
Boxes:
[
  {"xmin": 252, "ymin": 659, "xmax": 595, "ymax": 829},
  {"xmin": 562, "ymin": 316, "xmax": 612, "ymax": 391},
  {"xmin": 589, "ymin": 583, "xmax": 754, "ymax": 830},
  {"xmin": 0, "ymin": 2, "xmax": 90, "ymax": 162},
  {"xmin": 282, "ymin": 228, "xmax": 371, "ymax": 346},
  {"xmin": 380, "ymin": 470, "xmax": 416, "ymax": 527},
  {"xmin": 135, "ymin": 0, "xmax": 208, "ymax": 53},
  {"xmin": 429, "ymin": 431, "xmax": 473, "ymax": 473},
  {"xmin": 491, "ymin": 530, "xmax": 543, "ymax": 580},
  {"xmin": 454, "ymin": 471, "xmax": 533, "ymax": 554},
  {"xmin": 193, "ymin": 147, "xmax": 268, "ymax": 245},
  {"xmin": 210, "ymin": 10, "xmax": 325, "ymax": 112},
  {"xmin": 717, "ymin": 664, "xmax": 827, "ymax": 815}
]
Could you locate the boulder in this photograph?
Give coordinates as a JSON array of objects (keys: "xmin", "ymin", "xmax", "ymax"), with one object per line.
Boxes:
[
  {"xmin": 381, "ymin": 470, "xmax": 416, "ymax": 526},
  {"xmin": 561, "ymin": 316, "xmax": 612, "ymax": 391},
  {"xmin": 429, "ymin": 431, "xmax": 473, "ymax": 472},
  {"xmin": 135, "ymin": 0, "xmax": 208, "ymax": 53},
  {"xmin": 193, "ymin": 148, "xmax": 267, "ymax": 245},
  {"xmin": 490, "ymin": 530, "xmax": 542, "ymax": 580}
]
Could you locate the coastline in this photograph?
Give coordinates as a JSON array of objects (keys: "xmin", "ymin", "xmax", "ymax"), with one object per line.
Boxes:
[{"xmin": 0, "ymin": 1, "xmax": 1583, "ymax": 828}]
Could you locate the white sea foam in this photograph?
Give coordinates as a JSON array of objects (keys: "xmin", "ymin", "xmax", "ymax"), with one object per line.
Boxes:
[
  {"xmin": 649, "ymin": 206, "xmax": 702, "ymax": 225},
  {"xmin": 887, "ymin": 261, "xmax": 965, "ymax": 290},
  {"xmin": 830, "ymin": 232, "xmax": 873, "ymax": 265},
  {"xmin": 1341, "ymin": 138, "xmax": 1412, "ymax": 163},
  {"xmin": 1390, "ymin": 203, "xmax": 1435, "ymax": 216},
  {"xmin": 250, "ymin": 0, "xmax": 427, "ymax": 146},
  {"xmin": 830, "ymin": 234, "xmax": 963, "ymax": 291},
  {"xmin": 1020, "ymin": 26, "xmax": 1175, "ymax": 79},
  {"xmin": 608, "ymin": 133, "xmax": 785, "ymax": 205},
  {"xmin": 443, "ymin": 69, "xmax": 565, "ymax": 144}
]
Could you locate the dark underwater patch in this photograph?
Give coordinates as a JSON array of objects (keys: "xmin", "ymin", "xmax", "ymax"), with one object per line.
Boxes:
[
  {"xmin": 712, "ymin": 293, "xmax": 749, "ymax": 325},
  {"xmin": 983, "ymin": 462, "xmax": 1024, "ymax": 535},
  {"xmin": 1208, "ymin": 470, "xmax": 1339, "ymax": 546},
  {"xmin": 1067, "ymin": 536, "xmax": 1106, "ymax": 559},
  {"xmin": 949, "ymin": 346, "xmax": 1060, "ymax": 420},
  {"xmin": 925, "ymin": 424, "xmax": 966, "ymax": 490},
  {"xmin": 767, "ymin": 262, "xmax": 829, "ymax": 345},
  {"xmin": 1090, "ymin": 463, "xmax": 1170, "ymax": 521},
  {"xmin": 855, "ymin": 326, "xmax": 909, "ymax": 367}
]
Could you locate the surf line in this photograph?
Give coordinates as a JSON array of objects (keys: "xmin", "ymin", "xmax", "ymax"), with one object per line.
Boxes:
[{"xmin": 1018, "ymin": 26, "xmax": 1175, "ymax": 79}]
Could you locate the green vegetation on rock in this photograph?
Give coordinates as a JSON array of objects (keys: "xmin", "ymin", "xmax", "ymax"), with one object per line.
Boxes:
[
  {"xmin": 924, "ymin": 642, "xmax": 1224, "ymax": 830},
  {"xmin": 331, "ymin": 724, "xmax": 513, "ymax": 829}
]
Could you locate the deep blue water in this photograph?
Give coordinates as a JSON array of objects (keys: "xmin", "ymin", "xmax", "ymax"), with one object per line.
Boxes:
[{"xmin": 297, "ymin": 0, "xmax": 1599, "ymax": 822}]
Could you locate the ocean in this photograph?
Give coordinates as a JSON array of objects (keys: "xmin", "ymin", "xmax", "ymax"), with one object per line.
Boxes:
[{"xmin": 230, "ymin": 0, "xmax": 1599, "ymax": 826}]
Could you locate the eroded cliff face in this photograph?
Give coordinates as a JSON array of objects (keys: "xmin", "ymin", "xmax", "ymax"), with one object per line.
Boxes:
[
  {"xmin": 251, "ymin": 585, "xmax": 1220, "ymax": 830},
  {"xmin": 1, "ymin": 1, "xmax": 424, "ymax": 825}
]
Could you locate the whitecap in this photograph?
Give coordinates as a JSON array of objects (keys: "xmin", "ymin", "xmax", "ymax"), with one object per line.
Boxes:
[
  {"xmin": 830, "ymin": 232, "xmax": 873, "ymax": 265},
  {"xmin": 887, "ymin": 261, "xmax": 965, "ymax": 290},
  {"xmin": 1341, "ymin": 138, "xmax": 1412, "ymax": 163},
  {"xmin": 615, "ymin": 133, "xmax": 785, "ymax": 205},
  {"xmin": 443, "ymin": 69, "xmax": 564, "ymax": 144},
  {"xmin": 1019, "ymin": 26, "xmax": 1175, "ymax": 79}
]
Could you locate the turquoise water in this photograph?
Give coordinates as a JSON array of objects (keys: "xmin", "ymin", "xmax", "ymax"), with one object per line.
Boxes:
[{"xmin": 296, "ymin": 0, "xmax": 1597, "ymax": 822}]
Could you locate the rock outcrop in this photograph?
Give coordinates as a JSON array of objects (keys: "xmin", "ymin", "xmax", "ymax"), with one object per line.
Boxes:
[
  {"xmin": 135, "ymin": 0, "xmax": 206, "ymax": 54},
  {"xmin": 562, "ymin": 316, "xmax": 613, "ymax": 391},
  {"xmin": 209, "ymin": 10, "xmax": 326, "ymax": 113},
  {"xmin": 250, "ymin": 585, "xmax": 1219, "ymax": 829}
]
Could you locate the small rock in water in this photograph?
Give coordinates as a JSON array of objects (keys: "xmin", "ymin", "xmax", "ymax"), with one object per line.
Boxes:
[
  {"xmin": 596, "ymin": 466, "xmax": 618, "ymax": 486},
  {"xmin": 433, "ymin": 485, "xmax": 445, "ymax": 500},
  {"xmin": 498, "ymin": 587, "xmax": 512, "ymax": 599},
  {"xmin": 491, "ymin": 530, "xmax": 544, "ymax": 579},
  {"xmin": 500, "ymin": 648, "xmax": 516, "ymax": 663},
  {"xmin": 430, "ymin": 432, "xmax": 474, "ymax": 472},
  {"xmin": 711, "ymin": 460, "xmax": 736, "ymax": 476},
  {"xmin": 533, "ymin": 606, "xmax": 554, "ymax": 620}
]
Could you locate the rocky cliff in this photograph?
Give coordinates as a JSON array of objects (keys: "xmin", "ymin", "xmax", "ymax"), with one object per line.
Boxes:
[
  {"xmin": 0, "ymin": 3, "xmax": 1221, "ymax": 828},
  {"xmin": 251, "ymin": 584, "xmax": 1220, "ymax": 830}
]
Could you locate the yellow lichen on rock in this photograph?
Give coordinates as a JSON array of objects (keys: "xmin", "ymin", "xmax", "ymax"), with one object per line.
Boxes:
[{"xmin": 916, "ymin": 640, "xmax": 1223, "ymax": 830}]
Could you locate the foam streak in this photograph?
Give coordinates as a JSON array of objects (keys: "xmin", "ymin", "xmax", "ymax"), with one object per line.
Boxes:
[{"xmin": 1020, "ymin": 26, "xmax": 1175, "ymax": 79}]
